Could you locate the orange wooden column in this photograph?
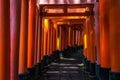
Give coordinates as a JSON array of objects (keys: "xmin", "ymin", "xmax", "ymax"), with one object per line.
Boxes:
[
  {"xmin": 80, "ymin": 31, "xmax": 82, "ymax": 45},
  {"xmin": 66, "ymin": 26, "xmax": 69, "ymax": 47},
  {"xmin": 83, "ymin": 18, "xmax": 89, "ymax": 72},
  {"xmin": 53, "ymin": 23, "xmax": 58, "ymax": 51},
  {"xmin": 10, "ymin": 0, "xmax": 21, "ymax": 80},
  {"xmin": 34, "ymin": 7, "xmax": 39, "ymax": 64},
  {"xmin": 109, "ymin": 0, "xmax": 120, "ymax": 79},
  {"xmin": 69, "ymin": 26, "xmax": 72, "ymax": 46},
  {"xmin": 94, "ymin": 2, "xmax": 100, "ymax": 66},
  {"xmin": 74, "ymin": 30, "xmax": 76, "ymax": 45},
  {"xmin": 43, "ymin": 30, "xmax": 46, "ymax": 56},
  {"xmin": 59, "ymin": 26, "xmax": 62, "ymax": 50},
  {"xmin": 86, "ymin": 17, "xmax": 91, "ymax": 61},
  {"xmin": 43, "ymin": 19, "xmax": 49, "ymax": 56},
  {"xmin": 37, "ymin": 11, "xmax": 42, "ymax": 62},
  {"xmin": 99, "ymin": 0, "xmax": 110, "ymax": 79},
  {"xmin": 85, "ymin": 9, "xmax": 96, "ymax": 68},
  {"xmin": 48, "ymin": 25, "xmax": 51, "ymax": 55},
  {"xmin": 51, "ymin": 24, "xmax": 54, "ymax": 52},
  {"xmin": 94, "ymin": 1, "xmax": 100, "ymax": 78},
  {"xmin": 27, "ymin": 0, "xmax": 36, "ymax": 68},
  {"xmin": 55, "ymin": 30, "xmax": 58, "ymax": 50},
  {"xmin": 83, "ymin": 33, "xmax": 87, "ymax": 58},
  {"xmin": 70, "ymin": 27, "xmax": 74, "ymax": 46},
  {"xmin": 18, "ymin": 0, "xmax": 29, "ymax": 78},
  {"xmin": 83, "ymin": 22, "xmax": 87, "ymax": 58},
  {"xmin": 0, "ymin": 0, "xmax": 10, "ymax": 80},
  {"xmin": 40, "ymin": 23, "xmax": 44, "ymax": 60},
  {"xmin": 60, "ymin": 26, "xmax": 65, "ymax": 50},
  {"xmin": 81, "ymin": 23, "xmax": 85, "ymax": 45},
  {"xmin": 90, "ymin": 16, "xmax": 96, "ymax": 63},
  {"xmin": 49, "ymin": 22, "xmax": 53, "ymax": 54},
  {"xmin": 75, "ymin": 30, "xmax": 78, "ymax": 45},
  {"xmin": 89, "ymin": 15, "xmax": 96, "ymax": 75},
  {"xmin": 77, "ymin": 31, "xmax": 80, "ymax": 45},
  {"xmin": 47, "ymin": 29, "xmax": 50, "ymax": 55},
  {"xmin": 68, "ymin": 26, "xmax": 71, "ymax": 46},
  {"xmin": 53, "ymin": 29, "xmax": 56, "ymax": 51},
  {"xmin": 86, "ymin": 17, "xmax": 90, "ymax": 69},
  {"xmin": 61, "ymin": 26, "xmax": 64, "ymax": 50},
  {"xmin": 52, "ymin": 28, "xmax": 55, "ymax": 51},
  {"xmin": 63, "ymin": 27, "xmax": 66, "ymax": 50}
]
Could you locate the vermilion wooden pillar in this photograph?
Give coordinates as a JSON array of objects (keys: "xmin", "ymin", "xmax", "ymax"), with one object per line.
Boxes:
[
  {"xmin": 34, "ymin": 7, "xmax": 39, "ymax": 64},
  {"xmin": 90, "ymin": 16, "xmax": 96, "ymax": 62},
  {"xmin": 51, "ymin": 22, "xmax": 54, "ymax": 52},
  {"xmin": 43, "ymin": 31, "xmax": 47, "ymax": 55},
  {"xmin": 66, "ymin": 26, "xmax": 69, "ymax": 47},
  {"xmin": 18, "ymin": 0, "xmax": 28, "ymax": 79},
  {"xmin": 81, "ymin": 23, "xmax": 85, "ymax": 45},
  {"xmin": 48, "ymin": 26, "xmax": 51, "ymax": 55},
  {"xmin": 94, "ymin": 0, "xmax": 100, "ymax": 66},
  {"xmin": 109, "ymin": 0, "xmax": 120, "ymax": 79},
  {"xmin": 52, "ymin": 25, "xmax": 55, "ymax": 51},
  {"xmin": 83, "ymin": 23, "xmax": 87, "ymax": 58},
  {"xmin": 59, "ymin": 26, "xmax": 62, "ymax": 50},
  {"xmin": 53, "ymin": 28, "xmax": 57, "ymax": 51},
  {"xmin": 0, "ymin": 0, "xmax": 10, "ymax": 80},
  {"xmin": 94, "ymin": 1, "xmax": 100, "ymax": 78},
  {"xmin": 74, "ymin": 30, "xmax": 76, "ymax": 45},
  {"xmin": 47, "ymin": 29, "xmax": 50, "ymax": 55},
  {"xmin": 75, "ymin": 30, "xmax": 78, "ymax": 45},
  {"xmin": 27, "ymin": 0, "xmax": 36, "ymax": 79},
  {"xmin": 68, "ymin": 27, "xmax": 71, "ymax": 46},
  {"xmin": 77, "ymin": 31, "xmax": 80, "ymax": 45},
  {"xmin": 84, "ymin": 15, "xmax": 96, "ymax": 75},
  {"xmin": 70, "ymin": 27, "xmax": 74, "ymax": 46},
  {"xmin": 60, "ymin": 27, "xmax": 64, "ymax": 50},
  {"xmin": 37, "ymin": 10, "xmax": 42, "ymax": 62},
  {"xmin": 86, "ymin": 17, "xmax": 90, "ymax": 72},
  {"xmin": 65, "ymin": 26, "xmax": 67, "ymax": 47},
  {"xmin": 10, "ymin": 0, "xmax": 21, "ymax": 80},
  {"xmin": 53, "ymin": 23, "xmax": 58, "ymax": 51},
  {"xmin": 49, "ymin": 22, "xmax": 53, "ymax": 54},
  {"xmin": 27, "ymin": 0, "xmax": 36, "ymax": 68},
  {"xmin": 89, "ymin": 15, "xmax": 96, "ymax": 75},
  {"xmin": 86, "ymin": 17, "xmax": 91, "ymax": 61},
  {"xmin": 54, "ymin": 25, "xmax": 57, "ymax": 51},
  {"xmin": 43, "ymin": 19, "xmax": 49, "ymax": 56},
  {"xmin": 63, "ymin": 27, "xmax": 66, "ymax": 50},
  {"xmin": 100, "ymin": 0, "xmax": 110, "ymax": 79},
  {"xmin": 83, "ymin": 18, "xmax": 89, "ymax": 73},
  {"xmin": 78, "ymin": 31, "xmax": 80, "ymax": 45},
  {"xmin": 77, "ymin": 31, "xmax": 79, "ymax": 45},
  {"xmin": 41, "ymin": 24, "xmax": 44, "ymax": 60}
]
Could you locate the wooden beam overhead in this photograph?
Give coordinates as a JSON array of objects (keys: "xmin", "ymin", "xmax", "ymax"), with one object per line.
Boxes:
[
  {"xmin": 41, "ymin": 12, "xmax": 93, "ymax": 17},
  {"xmin": 39, "ymin": 4, "xmax": 94, "ymax": 17}
]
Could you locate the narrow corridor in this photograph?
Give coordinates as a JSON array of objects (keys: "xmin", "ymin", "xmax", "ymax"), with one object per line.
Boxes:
[
  {"xmin": 1, "ymin": 0, "xmax": 120, "ymax": 80},
  {"xmin": 39, "ymin": 48, "xmax": 97, "ymax": 80}
]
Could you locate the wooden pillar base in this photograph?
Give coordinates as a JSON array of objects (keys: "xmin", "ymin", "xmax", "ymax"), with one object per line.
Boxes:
[
  {"xmin": 83, "ymin": 57, "xmax": 87, "ymax": 66},
  {"xmin": 18, "ymin": 73, "xmax": 28, "ymax": 80},
  {"xmin": 27, "ymin": 68, "xmax": 35, "ymax": 80},
  {"xmin": 89, "ymin": 62, "xmax": 96, "ymax": 75},
  {"xmin": 86, "ymin": 60, "xmax": 90, "ymax": 72},
  {"xmin": 110, "ymin": 71, "xmax": 120, "ymax": 80},
  {"xmin": 34, "ymin": 63, "xmax": 41, "ymax": 79},
  {"xmin": 99, "ymin": 67, "xmax": 110, "ymax": 80},
  {"xmin": 95, "ymin": 64, "xmax": 100, "ymax": 79}
]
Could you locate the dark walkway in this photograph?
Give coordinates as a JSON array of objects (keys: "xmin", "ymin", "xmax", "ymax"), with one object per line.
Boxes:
[{"xmin": 42, "ymin": 50, "xmax": 97, "ymax": 80}]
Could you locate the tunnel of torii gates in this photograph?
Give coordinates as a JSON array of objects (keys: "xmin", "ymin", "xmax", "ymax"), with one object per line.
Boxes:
[{"xmin": 0, "ymin": 0, "xmax": 120, "ymax": 80}]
